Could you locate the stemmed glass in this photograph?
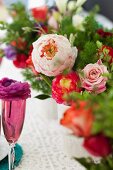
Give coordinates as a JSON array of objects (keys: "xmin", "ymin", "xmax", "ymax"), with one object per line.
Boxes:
[{"xmin": 2, "ymin": 99, "xmax": 26, "ymax": 170}]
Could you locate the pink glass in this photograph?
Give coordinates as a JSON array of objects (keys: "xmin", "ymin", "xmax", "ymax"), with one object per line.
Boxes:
[{"xmin": 2, "ymin": 99, "xmax": 26, "ymax": 170}]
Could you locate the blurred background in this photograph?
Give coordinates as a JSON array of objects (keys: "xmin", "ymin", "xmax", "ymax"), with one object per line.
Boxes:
[
  {"xmin": 0, "ymin": 0, "xmax": 113, "ymax": 21},
  {"xmin": 84, "ymin": 0, "xmax": 113, "ymax": 22}
]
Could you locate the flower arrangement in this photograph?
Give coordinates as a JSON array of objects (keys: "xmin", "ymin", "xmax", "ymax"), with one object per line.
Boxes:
[
  {"xmin": 0, "ymin": 0, "xmax": 86, "ymax": 94},
  {"xmin": 1, "ymin": 1, "xmax": 113, "ymax": 169},
  {"xmin": 30, "ymin": 5, "xmax": 113, "ymax": 170}
]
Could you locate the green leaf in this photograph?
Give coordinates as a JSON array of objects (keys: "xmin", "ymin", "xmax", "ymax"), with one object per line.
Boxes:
[
  {"xmin": 35, "ymin": 94, "xmax": 51, "ymax": 100},
  {"xmin": 22, "ymin": 69, "xmax": 51, "ymax": 95},
  {"xmin": 96, "ymin": 41, "xmax": 102, "ymax": 48},
  {"xmin": 75, "ymin": 157, "xmax": 93, "ymax": 169}
]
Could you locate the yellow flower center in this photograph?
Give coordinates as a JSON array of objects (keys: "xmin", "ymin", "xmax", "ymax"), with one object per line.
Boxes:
[
  {"xmin": 41, "ymin": 39, "xmax": 58, "ymax": 60},
  {"xmin": 60, "ymin": 78, "xmax": 72, "ymax": 90}
]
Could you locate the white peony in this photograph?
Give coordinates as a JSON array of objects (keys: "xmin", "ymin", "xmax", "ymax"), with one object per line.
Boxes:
[{"xmin": 32, "ymin": 34, "xmax": 78, "ymax": 76}]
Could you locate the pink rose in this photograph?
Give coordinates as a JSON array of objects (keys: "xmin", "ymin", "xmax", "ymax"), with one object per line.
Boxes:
[
  {"xmin": 80, "ymin": 60, "xmax": 108, "ymax": 94},
  {"xmin": 83, "ymin": 134, "xmax": 112, "ymax": 157}
]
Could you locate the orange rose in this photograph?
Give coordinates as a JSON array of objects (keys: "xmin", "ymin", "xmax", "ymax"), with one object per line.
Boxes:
[{"xmin": 60, "ymin": 101, "xmax": 94, "ymax": 137}]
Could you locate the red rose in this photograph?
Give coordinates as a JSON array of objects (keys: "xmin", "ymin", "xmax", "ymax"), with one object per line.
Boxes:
[
  {"xmin": 83, "ymin": 134, "xmax": 112, "ymax": 157},
  {"xmin": 60, "ymin": 101, "xmax": 94, "ymax": 137},
  {"xmin": 31, "ymin": 6, "xmax": 48, "ymax": 22},
  {"xmin": 13, "ymin": 53, "xmax": 28, "ymax": 68},
  {"xmin": 97, "ymin": 29, "xmax": 113, "ymax": 38},
  {"xmin": 52, "ymin": 72, "xmax": 81, "ymax": 104}
]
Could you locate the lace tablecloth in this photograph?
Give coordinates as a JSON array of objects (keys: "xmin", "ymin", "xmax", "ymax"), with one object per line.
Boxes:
[{"xmin": 16, "ymin": 98, "xmax": 85, "ymax": 170}]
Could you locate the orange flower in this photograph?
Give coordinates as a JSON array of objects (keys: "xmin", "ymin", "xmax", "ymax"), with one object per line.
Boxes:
[
  {"xmin": 11, "ymin": 37, "xmax": 26, "ymax": 50},
  {"xmin": 60, "ymin": 101, "xmax": 94, "ymax": 137}
]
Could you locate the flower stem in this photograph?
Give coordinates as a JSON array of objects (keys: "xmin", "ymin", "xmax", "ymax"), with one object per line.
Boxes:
[{"xmin": 40, "ymin": 74, "xmax": 52, "ymax": 88}]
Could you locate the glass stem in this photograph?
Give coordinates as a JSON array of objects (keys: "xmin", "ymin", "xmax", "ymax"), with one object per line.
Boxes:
[{"xmin": 9, "ymin": 143, "xmax": 15, "ymax": 170}]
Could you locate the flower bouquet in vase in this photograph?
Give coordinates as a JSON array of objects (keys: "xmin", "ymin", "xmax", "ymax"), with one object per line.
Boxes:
[
  {"xmin": 0, "ymin": 0, "xmax": 87, "ymax": 120},
  {"xmin": 28, "ymin": 3, "xmax": 113, "ymax": 169}
]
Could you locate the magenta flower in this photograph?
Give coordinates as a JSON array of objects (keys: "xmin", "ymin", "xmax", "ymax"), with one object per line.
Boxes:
[{"xmin": 0, "ymin": 78, "xmax": 31, "ymax": 100}]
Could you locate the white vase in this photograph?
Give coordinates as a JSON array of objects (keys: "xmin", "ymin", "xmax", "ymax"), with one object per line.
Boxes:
[
  {"xmin": 31, "ymin": 96, "xmax": 58, "ymax": 120},
  {"xmin": 44, "ymin": 98, "xmax": 58, "ymax": 120},
  {"xmin": 40, "ymin": 98, "xmax": 58, "ymax": 120}
]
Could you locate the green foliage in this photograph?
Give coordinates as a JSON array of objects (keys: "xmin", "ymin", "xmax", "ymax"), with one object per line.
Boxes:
[
  {"xmin": 73, "ymin": 14, "xmax": 100, "ymax": 70},
  {"xmin": 91, "ymin": 88, "xmax": 113, "ymax": 138},
  {"xmin": 0, "ymin": 2, "xmax": 38, "ymax": 54},
  {"xmin": 72, "ymin": 13, "xmax": 113, "ymax": 70},
  {"xmin": 83, "ymin": 14, "xmax": 99, "ymax": 35},
  {"xmin": 9, "ymin": 1, "xmax": 26, "ymax": 13},
  {"xmin": 22, "ymin": 69, "xmax": 51, "ymax": 95},
  {"xmin": 75, "ymin": 155, "xmax": 113, "ymax": 170},
  {"xmin": 74, "ymin": 41, "xmax": 97, "ymax": 69},
  {"xmin": 103, "ymin": 36, "xmax": 113, "ymax": 47},
  {"xmin": 59, "ymin": 16, "xmax": 76, "ymax": 37}
]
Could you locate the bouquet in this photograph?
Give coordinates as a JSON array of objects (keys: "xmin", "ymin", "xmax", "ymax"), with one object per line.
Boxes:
[{"xmin": 1, "ymin": 1, "xmax": 113, "ymax": 169}]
